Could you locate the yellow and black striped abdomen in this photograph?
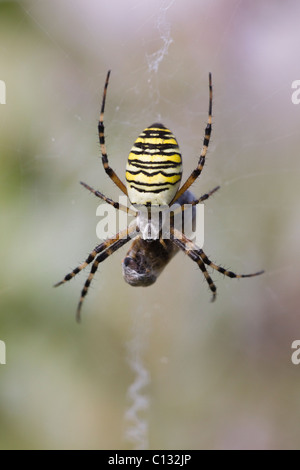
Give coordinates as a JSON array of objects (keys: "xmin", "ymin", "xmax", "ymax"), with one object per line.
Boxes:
[{"xmin": 126, "ymin": 123, "xmax": 182, "ymax": 205}]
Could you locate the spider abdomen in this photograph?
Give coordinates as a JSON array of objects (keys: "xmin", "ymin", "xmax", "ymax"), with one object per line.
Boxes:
[{"xmin": 126, "ymin": 123, "xmax": 182, "ymax": 206}]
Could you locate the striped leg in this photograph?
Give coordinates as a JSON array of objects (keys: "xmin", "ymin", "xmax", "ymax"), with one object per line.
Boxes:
[
  {"xmin": 172, "ymin": 235, "xmax": 217, "ymax": 301},
  {"xmin": 54, "ymin": 225, "xmax": 137, "ymax": 288},
  {"xmin": 171, "ymin": 227, "xmax": 264, "ymax": 300},
  {"xmin": 188, "ymin": 186, "xmax": 220, "ymax": 207},
  {"xmin": 198, "ymin": 251, "xmax": 265, "ymax": 279},
  {"xmin": 172, "ymin": 185, "xmax": 220, "ymax": 218},
  {"xmin": 76, "ymin": 233, "xmax": 136, "ymax": 322},
  {"xmin": 98, "ymin": 70, "xmax": 127, "ymax": 195},
  {"xmin": 171, "ymin": 73, "xmax": 212, "ymax": 205},
  {"xmin": 80, "ymin": 181, "xmax": 137, "ymax": 216},
  {"xmin": 54, "ymin": 246, "xmax": 103, "ymax": 287}
]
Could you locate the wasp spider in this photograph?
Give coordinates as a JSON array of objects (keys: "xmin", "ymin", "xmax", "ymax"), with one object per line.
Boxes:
[{"xmin": 55, "ymin": 71, "xmax": 264, "ymax": 321}]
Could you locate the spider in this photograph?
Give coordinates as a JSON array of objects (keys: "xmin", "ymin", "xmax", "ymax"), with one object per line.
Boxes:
[{"xmin": 55, "ymin": 71, "xmax": 264, "ymax": 321}]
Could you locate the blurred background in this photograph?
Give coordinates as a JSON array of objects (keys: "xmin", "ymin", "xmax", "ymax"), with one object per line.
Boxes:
[{"xmin": 0, "ymin": 0, "xmax": 300, "ymax": 450}]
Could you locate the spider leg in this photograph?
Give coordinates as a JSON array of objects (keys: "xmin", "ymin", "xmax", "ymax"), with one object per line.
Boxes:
[
  {"xmin": 80, "ymin": 181, "xmax": 137, "ymax": 216},
  {"xmin": 54, "ymin": 246, "xmax": 104, "ymax": 287},
  {"xmin": 171, "ymin": 186, "xmax": 220, "ymax": 219},
  {"xmin": 54, "ymin": 225, "xmax": 137, "ymax": 287},
  {"xmin": 170, "ymin": 73, "xmax": 212, "ymax": 205},
  {"xmin": 198, "ymin": 251, "xmax": 265, "ymax": 279},
  {"xmin": 98, "ymin": 70, "xmax": 128, "ymax": 195},
  {"xmin": 172, "ymin": 226, "xmax": 264, "ymax": 279},
  {"xmin": 171, "ymin": 226, "xmax": 264, "ymax": 300},
  {"xmin": 76, "ymin": 232, "xmax": 137, "ymax": 322},
  {"xmin": 171, "ymin": 234, "xmax": 217, "ymax": 301},
  {"xmin": 188, "ymin": 185, "xmax": 220, "ymax": 207}
]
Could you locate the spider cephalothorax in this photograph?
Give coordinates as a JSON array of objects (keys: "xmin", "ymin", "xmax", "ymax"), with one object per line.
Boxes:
[{"xmin": 55, "ymin": 71, "xmax": 264, "ymax": 321}]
